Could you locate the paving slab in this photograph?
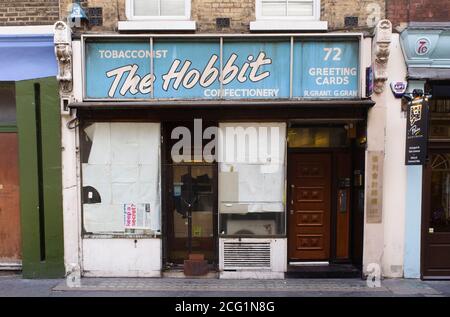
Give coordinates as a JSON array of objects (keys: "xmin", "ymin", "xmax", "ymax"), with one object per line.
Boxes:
[{"xmin": 1, "ymin": 274, "xmax": 449, "ymax": 297}]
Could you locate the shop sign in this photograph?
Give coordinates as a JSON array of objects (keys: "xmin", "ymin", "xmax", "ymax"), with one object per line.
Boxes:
[
  {"xmin": 366, "ymin": 151, "xmax": 383, "ymax": 224},
  {"xmin": 84, "ymin": 38, "xmax": 360, "ymax": 100},
  {"xmin": 415, "ymin": 37, "xmax": 431, "ymax": 56},
  {"xmin": 366, "ymin": 66, "xmax": 373, "ymax": 97},
  {"xmin": 405, "ymin": 96, "xmax": 429, "ymax": 165},
  {"xmin": 390, "ymin": 81, "xmax": 408, "ymax": 98}
]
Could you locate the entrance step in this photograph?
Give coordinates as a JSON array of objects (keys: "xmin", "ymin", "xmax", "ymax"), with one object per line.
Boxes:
[
  {"xmin": 285, "ymin": 264, "xmax": 361, "ymax": 279},
  {"xmin": 162, "ymin": 270, "xmax": 219, "ymax": 279}
]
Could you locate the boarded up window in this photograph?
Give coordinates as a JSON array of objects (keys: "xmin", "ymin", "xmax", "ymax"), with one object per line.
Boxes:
[{"xmin": 81, "ymin": 122, "xmax": 161, "ymax": 234}]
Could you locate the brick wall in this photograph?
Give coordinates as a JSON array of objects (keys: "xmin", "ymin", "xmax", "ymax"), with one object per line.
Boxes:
[
  {"xmin": 192, "ymin": 0, "xmax": 255, "ymax": 33},
  {"xmin": 327, "ymin": 0, "xmax": 385, "ymax": 30},
  {"xmin": 58, "ymin": 0, "xmax": 386, "ymax": 33},
  {"xmin": 387, "ymin": 0, "xmax": 450, "ymax": 27},
  {"xmin": 0, "ymin": 0, "xmax": 59, "ymax": 26}
]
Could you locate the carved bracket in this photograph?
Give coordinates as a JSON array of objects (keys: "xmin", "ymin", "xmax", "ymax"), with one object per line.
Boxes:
[
  {"xmin": 372, "ymin": 20, "xmax": 392, "ymax": 94},
  {"xmin": 54, "ymin": 21, "xmax": 73, "ymax": 97}
]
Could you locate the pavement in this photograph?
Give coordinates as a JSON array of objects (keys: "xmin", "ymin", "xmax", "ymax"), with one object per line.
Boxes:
[{"xmin": 1, "ymin": 272, "xmax": 450, "ymax": 297}]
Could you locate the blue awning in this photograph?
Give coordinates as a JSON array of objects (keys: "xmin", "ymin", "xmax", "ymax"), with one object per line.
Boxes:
[{"xmin": 0, "ymin": 34, "xmax": 57, "ymax": 81}]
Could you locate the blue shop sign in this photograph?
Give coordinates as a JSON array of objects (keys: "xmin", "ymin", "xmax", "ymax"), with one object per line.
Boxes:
[{"xmin": 84, "ymin": 37, "xmax": 360, "ymax": 100}]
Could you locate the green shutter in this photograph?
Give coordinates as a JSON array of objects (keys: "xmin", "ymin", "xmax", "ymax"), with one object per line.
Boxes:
[{"xmin": 15, "ymin": 77, "xmax": 64, "ymax": 278}]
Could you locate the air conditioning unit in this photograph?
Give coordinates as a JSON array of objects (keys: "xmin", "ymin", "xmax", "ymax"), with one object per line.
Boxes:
[{"xmin": 221, "ymin": 240, "xmax": 272, "ymax": 271}]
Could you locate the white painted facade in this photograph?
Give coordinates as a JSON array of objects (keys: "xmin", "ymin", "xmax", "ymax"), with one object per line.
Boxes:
[
  {"xmin": 82, "ymin": 239, "xmax": 161, "ymax": 277},
  {"xmin": 59, "ymin": 28, "xmax": 413, "ymax": 280},
  {"xmin": 362, "ymin": 33, "xmax": 409, "ymax": 278}
]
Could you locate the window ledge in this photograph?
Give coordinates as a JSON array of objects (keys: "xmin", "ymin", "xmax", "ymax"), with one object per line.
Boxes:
[
  {"xmin": 250, "ymin": 20, "xmax": 328, "ymax": 31},
  {"xmin": 118, "ymin": 20, "xmax": 196, "ymax": 31}
]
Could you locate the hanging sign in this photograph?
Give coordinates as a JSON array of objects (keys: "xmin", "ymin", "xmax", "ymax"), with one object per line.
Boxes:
[
  {"xmin": 84, "ymin": 38, "xmax": 360, "ymax": 100},
  {"xmin": 405, "ymin": 96, "xmax": 429, "ymax": 165}
]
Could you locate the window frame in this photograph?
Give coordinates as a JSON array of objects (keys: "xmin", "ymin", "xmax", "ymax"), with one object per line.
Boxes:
[
  {"xmin": 255, "ymin": 0, "xmax": 321, "ymax": 21},
  {"xmin": 126, "ymin": 0, "xmax": 191, "ymax": 21}
]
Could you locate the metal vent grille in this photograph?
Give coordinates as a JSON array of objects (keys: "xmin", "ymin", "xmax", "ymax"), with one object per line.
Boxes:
[{"xmin": 223, "ymin": 242, "xmax": 271, "ymax": 270}]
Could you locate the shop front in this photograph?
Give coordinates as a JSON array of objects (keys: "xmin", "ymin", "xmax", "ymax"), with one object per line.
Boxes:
[
  {"xmin": 0, "ymin": 28, "xmax": 64, "ymax": 278},
  {"xmin": 401, "ymin": 25, "xmax": 450, "ymax": 279},
  {"xmin": 65, "ymin": 33, "xmax": 372, "ymax": 278}
]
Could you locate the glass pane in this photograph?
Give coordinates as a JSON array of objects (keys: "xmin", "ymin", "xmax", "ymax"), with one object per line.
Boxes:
[
  {"xmin": 261, "ymin": 1, "xmax": 287, "ymax": 16},
  {"xmin": 191, "ymin": 165, "xmax": 214, "ymax": 238},
  {"xmin": 173, "ymin": 165, "xmax": 189, "ymax": 239},
  {"xmin": 161, "ymin": 0, "xmax": 185, "ymax": 16},
  {"xmin": 134, "ymin": 0, "xmax": 159, "ymax": 16},
  {"xmin": 430, "ymin": 99, "xmax": 450, "ymax": 113},
  {"xmin": 172, "ymin": 165, "xmax": 213, "ymax": 238},
  {"xmin": 171, "ymin": 164, "xmax": 214, "ymax": 263},
  {"xmin": 218, "ymin": 123, "xmax": 286, "ymax": 236},
  {"xmin": 430, "ymin": 153, "xmax": 450, "ymax": 233},
  {"xmin": 0, "ymin": 83, "xmax": 16, "ymax": 123},
  {"xmin": 81, "ymin": 122, "xmax": 161, "ymax": 235},
  {"xmin": 288, "ymin": 126, "xmax": 350, "ymax": 148},
  {"xmin": 288, "ymin": 1, "xmax": 313, "ymax": 16},
  {"xmin": 430, "ymin": 124, "xmax": 450, "ymax": 139},
  {"xmin": 220, "ymin": 213, "xmax": 284, "ymax": 236}
]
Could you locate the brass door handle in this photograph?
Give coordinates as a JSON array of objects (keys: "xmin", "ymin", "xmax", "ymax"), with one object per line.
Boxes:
[{"xmin": 291, "ymin": 184, "xmax": 295, "ymax": 205}]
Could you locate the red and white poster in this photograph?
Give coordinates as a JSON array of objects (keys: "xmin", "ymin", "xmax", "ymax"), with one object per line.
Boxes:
[{"xmin": 123, "ymin": 203, "xmax": 151, "ymax": 229}]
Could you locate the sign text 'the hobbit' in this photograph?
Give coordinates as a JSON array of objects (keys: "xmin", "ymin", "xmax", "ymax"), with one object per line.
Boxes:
[{"xmin": 105, "ymin": 52, "xmax": 272, "ymax": 98}]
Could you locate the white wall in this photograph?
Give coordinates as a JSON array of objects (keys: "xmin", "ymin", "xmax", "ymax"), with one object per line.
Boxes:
[
  {"xmin": 83, "ymin": 239, "xmax": 161, "ymax": 277},
  {"xmin": 62, "ymin": 40, "xmax": 83, "ymax": 272},
  {"xmin": 63, "ymin": 40, "xmax": 163, "ymax": 277},
  {"xmin": 381, "ymin": 33, "xmax": 407, "ymax": 277},
  {"xmin": 363, "ymin": 34, "xmax": 408, "ymax": 278},
  {"xmin": 363, "ymin": 35, "xmax": 385, "ymax": 274}
]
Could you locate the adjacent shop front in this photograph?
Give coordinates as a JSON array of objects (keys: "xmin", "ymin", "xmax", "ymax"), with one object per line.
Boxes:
[
  {"xmin": 401, "ymin": 25, "xmax": 450, "ymax": 279},
  {"xmin": 67, "ymin": 34, "xmax": 371, "ymax": 278},
  {"xmin": 0, "ymin": 29, "xmax": 64, "ymax": 278}
]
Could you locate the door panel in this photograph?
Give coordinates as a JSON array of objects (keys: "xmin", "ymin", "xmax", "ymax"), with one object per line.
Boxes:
[
  {"xmin": 289, "ymin": 153, "xmax": 331, "ymax": 260},
  {"xmin": 168, "ymin": 164, "xmax": 215, "ymax": 264},
  {"xmin": 423, "ymin": 152, "xmax": 450, "ymax": 278},
  {"xmin": 335, "ymin": 152, "xmax": 351, "ymax": 260},
  {"xmin": 0, "ymin": 133, "xmax": 21, "ymax": 262}
]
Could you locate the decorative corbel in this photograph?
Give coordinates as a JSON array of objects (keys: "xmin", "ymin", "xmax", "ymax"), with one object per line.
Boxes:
[
  {"xmin": 54, "ymin": 21, "xmax": 73, "ymax": 97},
  {"xmin": 372, "ymin": 19, "xmax": 392, "ymax": 94}
]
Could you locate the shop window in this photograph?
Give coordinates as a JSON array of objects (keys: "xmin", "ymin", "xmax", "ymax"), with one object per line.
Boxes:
[
  {"xmin": 430, "ymin": 99, "xmax": 450, "ymax": 140},
  {"xmin": 287, "ymin": 126, "xmax": 350, "ymax": 148},
  {"xmin": 80, "ymin": 122, "xmax": 161, "ymax": 236},
  {"xmin": 256, "ymin": 0, "xmax": 320, "ymax": 19},
  {"xmin": 218, "ymin": 123, "xmax": 286, "ymax": 237},
  {"xmin": 128, "ymin": 0, "xmax": 190, "ymax": 19},
  {"xmin": 0, "ymin": 82, "xmax": 16, "ymax": 124},
  {"xmin": 429, "ymin": 153, "xmax": 450, "ymax": 233}
]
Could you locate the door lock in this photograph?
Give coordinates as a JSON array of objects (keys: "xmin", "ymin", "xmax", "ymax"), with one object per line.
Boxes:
[{"xmin": 290, "ymin": 210, "xmax": 294, "ymax": 215}]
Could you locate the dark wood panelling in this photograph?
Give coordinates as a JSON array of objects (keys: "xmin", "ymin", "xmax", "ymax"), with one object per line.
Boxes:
[{"xmin": 288, "ymin": 153, "xmax": 331, "ymax": 260}]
